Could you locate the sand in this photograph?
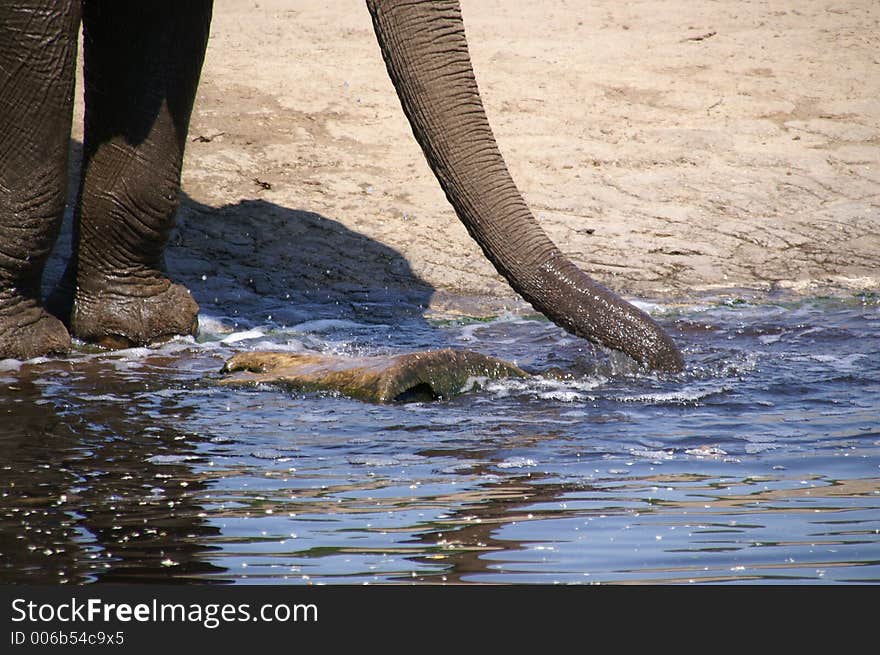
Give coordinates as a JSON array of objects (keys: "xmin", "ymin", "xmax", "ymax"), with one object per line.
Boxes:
[{"xmin": 160, "ymin": 0, "xmax": 879, "ymax": 310}]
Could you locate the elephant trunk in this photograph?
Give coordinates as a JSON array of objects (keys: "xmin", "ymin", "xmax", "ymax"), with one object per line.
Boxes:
[{"xmin": 366, "ymin": 0, "xmax": 683, "ymax": 371}]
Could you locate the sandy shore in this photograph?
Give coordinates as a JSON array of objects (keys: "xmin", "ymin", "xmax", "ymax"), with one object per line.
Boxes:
[{"xmin": 159, "ymin": 0, "xmax": 879, "ymax": 309}]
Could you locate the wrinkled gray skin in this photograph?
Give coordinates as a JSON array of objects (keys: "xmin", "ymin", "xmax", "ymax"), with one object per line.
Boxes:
[{"xmin": 0, "ymin": 0, "xmax": 684, "ymax": 371}]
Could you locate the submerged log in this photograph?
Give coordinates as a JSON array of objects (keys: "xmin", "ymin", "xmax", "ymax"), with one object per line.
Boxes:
[{"xmin": 219, "ymin": 348, "xmax": 528, "ymax": 403}]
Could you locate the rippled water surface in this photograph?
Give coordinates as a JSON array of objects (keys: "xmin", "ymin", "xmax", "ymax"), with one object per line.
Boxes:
[{"xmin": 2, "ymin": 293, "xmax": 878, "ymax": 584}]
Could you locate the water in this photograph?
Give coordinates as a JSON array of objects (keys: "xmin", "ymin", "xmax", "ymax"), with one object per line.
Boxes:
[{"xmin": 1, "ymin": 292, "xmax": 878, "ymax": 584}]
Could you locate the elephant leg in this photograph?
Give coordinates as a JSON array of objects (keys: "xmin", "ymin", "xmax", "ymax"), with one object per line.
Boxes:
[
  {"xmin": 60, "ymin": 1, "xmax": 212, "ymax": 348},
  {"xmin": 0, "ymin": 0, "xmax": 79, "ymax": 359}
]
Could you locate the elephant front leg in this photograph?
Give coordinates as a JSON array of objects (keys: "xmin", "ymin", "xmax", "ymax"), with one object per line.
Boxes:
[
  {"xmin": 0, "ymin": 0, "xmax": 80, "ymax": 359},
  {"xmin": 59, "ymin": 2, "xmax": 212, "ymax": 348}
]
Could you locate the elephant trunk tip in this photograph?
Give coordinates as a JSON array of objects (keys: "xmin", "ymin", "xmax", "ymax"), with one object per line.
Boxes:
[
  {"xmin": 597, "ymin": 305, "xmax": 685, "ymax": 374},
  {"xmin": 642, "ymin": 336, "xmax": 685, "ymax": 373},
  {"xmin": 576, "ymin": 316, "xmax": 685, "ymax": 374},
  {"xmin": 624, "ymin": 302, "xmax": 685, "ymax": 373},
  {"xmin": 615, "ymin": 312, "xmax": 685, "ymax": 373},
  {"xmin": 532, "ymin": 258, "xmax": 685, "ymax": 373}
]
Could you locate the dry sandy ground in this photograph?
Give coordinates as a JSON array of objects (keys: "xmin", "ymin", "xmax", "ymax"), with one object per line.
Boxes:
[{"xmin": 134, "ymin": 0, "xmax": 878, "ymax": 312}]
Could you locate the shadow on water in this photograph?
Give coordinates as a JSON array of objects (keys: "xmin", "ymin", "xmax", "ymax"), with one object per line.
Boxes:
[{"xmin": 0, "ymin": 359, "xmax": 227, "ymax": 583}]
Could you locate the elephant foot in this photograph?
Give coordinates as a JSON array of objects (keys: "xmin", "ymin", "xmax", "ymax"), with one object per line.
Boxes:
[
  {"xmin": 0, "ymin": 298, "xmax": 71, "ymax": 359},
  {"xmin": 70, "ymin": 280, "xmax": 200, "ymax": 349}
]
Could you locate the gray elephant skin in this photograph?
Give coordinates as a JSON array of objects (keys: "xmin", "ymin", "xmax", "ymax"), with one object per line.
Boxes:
[{"xmin": 0, "ymin": 0, "xmax": 683, "ymax": 371}]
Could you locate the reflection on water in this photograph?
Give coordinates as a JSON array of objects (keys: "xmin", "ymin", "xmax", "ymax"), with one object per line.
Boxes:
[
  {"xmin": 1, "ymin": 293, "xmax": 878, "ymax": 584},
  {"xmin": 0, "ymin": 356, "xmax": 226, "ymax": 583}
]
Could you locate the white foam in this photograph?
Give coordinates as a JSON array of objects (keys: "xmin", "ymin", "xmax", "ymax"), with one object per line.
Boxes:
[
  {"xmin": 242, "ymin": 339, "xmax": 306, "ymax": 353},
  {"xmin": 497, "ymin": 457, "xmax": 538, "ymax": 469},
  {"xmin": 197, "ymin": 315, "xmax": 237, "ymax": 336},
  {"xmin": 630, "ymin": 448, "xmax": 675, "ymax": 460},
  {"xmin": 617, "ymin": 382, "xmax": 729, "ymax": 405},
  {"xmin": 684, "ymin": 446, "xmax": 728, "ymax": 458},
  {"xmin": 629, "ymin": 300, "xmax": 665, "ymax": 315},
  {"xmin": 538, "ymin": 390, "xmax": 590, "ymax": 403},
  {"xmin": 459, "ymin": 376, "xmax": 491, "ymax": 394},
  {"xmin": 483, "ymin": 375, "xmax": 606, "ymax": 401},
  {"xmin": 106, "ymin": 348, "xmax": 152, "ymax": 369},
  {"xmin": 221, "ymin": 329, "xmax": 265, "ymax": 344}
]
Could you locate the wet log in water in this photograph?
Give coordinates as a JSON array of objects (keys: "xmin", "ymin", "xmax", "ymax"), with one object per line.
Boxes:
[{"xmin": 219, "ymin": 348, "xmax": 528, "ymax": 403}]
